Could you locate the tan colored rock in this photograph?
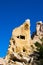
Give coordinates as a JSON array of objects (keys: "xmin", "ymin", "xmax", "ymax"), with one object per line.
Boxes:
[
  {"xmin": 36, "ymin": 21, "xmax": 43, "ymax": 37},
  {"xmin": 5, "ymin": 19, "xmax": 35, "ymax": 65},
  {"xmin": 33, "ymin": 35, "xmax": 42, "ymax": 44},
  {"xmin": 0, "ymin": 58, "xmax": 7, "ymax": 65},
  {"xmin": 32, "ymin": 21, "xmax": 43, "ymax": 44},
  {"xmin": 14, "ymin": 62, "xmax": 24, "ymax": 65},
  {"xmin": 7, "ymin": 19, "xmax": 33, "ymax": 56},
  {"xmin": 1, "ymin": 19, "xmax": 43, "ymax": 65}
]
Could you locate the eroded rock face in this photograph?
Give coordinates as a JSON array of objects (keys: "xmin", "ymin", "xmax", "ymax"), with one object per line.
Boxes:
[
  {"xmin": 36, "ymin": 21, "xmax": 43, "ymax": 37},
  {"xmin": 1, "ymin": 19, "xmax": 43, "ymax": 65},
  {"xmin": 4, "ymin": 19, "xmax": 35, "ymax": 65},
  {"xmin": 32, "ymin": 21, "xmax": 43, "ymax": 44},
  {"xmin": 7, "ymin": 19, "xmax": 33, "ymax": 56},
  {"xmin": 0, "ymin": 58, "xmax": 7, "ymax": 65}
]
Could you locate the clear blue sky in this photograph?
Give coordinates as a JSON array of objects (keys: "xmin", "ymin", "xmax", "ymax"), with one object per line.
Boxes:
[{"xmin": 0, "ymin": 0, "xmax": 43, "ymax": 57}]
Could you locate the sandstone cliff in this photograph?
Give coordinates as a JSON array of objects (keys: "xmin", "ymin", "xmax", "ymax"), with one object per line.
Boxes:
[{"xmin": 0, "ymin": 19, "xmax": 43, "ymax": 65}]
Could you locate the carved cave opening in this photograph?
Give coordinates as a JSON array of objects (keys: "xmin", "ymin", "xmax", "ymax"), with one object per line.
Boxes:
[{"xmin": 17, "ymin": 35, "xmax": 25, "ymax": 40}]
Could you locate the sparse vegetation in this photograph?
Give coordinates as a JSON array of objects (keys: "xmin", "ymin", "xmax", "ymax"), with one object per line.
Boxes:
[{"xmin": 32, "ymin": 37, "xmax": 43, "ymax": 65}]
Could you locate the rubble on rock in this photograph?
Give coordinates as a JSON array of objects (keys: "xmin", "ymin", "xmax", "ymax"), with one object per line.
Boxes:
[{"xmin": 0, "ymin": 19, "xmax": 43, "ymax": 65}]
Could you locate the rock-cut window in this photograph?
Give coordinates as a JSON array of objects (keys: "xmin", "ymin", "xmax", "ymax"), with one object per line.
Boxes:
[
  {"xmin": 20, "ymin": 35, "xmax": 25, "ymax": 39},
  {"xmin": 17, "ymin": 35, "xmax": 25, "ymax": 40}
]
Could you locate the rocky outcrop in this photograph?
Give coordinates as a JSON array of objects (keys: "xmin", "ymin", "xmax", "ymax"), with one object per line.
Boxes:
[
  {"xmin": 5, "ymin": 19, "xmax": 35, "ymax": 65},
  {"xmin": 0, "ymin": 19, "xmax": 43, "ymax": 65},
  {"xmin": 32, "ymin": 21, "xmax": 43, "ymax": 44},
  {"xmin": 0, "ymin": 58, "xmax": 7, "ymax": 65},
  {"xmin": 36, "ymin": 21, "xmax": 43, "ymax": 36}
]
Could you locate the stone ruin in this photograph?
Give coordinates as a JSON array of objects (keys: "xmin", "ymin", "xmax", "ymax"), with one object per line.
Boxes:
[{"xmin": 0, "ymin": 19, "xmax": 43, "ymax": 65}]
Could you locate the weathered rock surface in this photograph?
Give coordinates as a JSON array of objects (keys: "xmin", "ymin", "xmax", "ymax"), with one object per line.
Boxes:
[
  {"xmin": 0, "ymin": 19, "xmax": 43, "ymax": 65},
  {"xmin": 32, "ymin": 21, "xmax": 43, "ymax": 44},
  {"xmin": 0, "ymin": 58, "xmax": 7, "ymax": 65},
  {"xmin": 5, "ymin": 19, "xmax": 35, "ymax": 65}
]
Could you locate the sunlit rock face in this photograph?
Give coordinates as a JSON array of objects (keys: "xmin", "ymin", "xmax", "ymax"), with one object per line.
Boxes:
[
  {"xmin": 5, "ymin": 19, "xmax": 35, "ymax": 65},
  {"xmin": 36, "ymin": 21, "xmax": 43, "ymax": 37},
  {"xmin": 1, "ymin": 19, "xmax": 43, "ymax": 65},
  {"xmin": 11, "ymin": 19, "xmax": 31, "ymax": 53},
  {"xmin": 32, "ymin": 21, "xmax": 43, "ymax": 44},
  {"xmin": 7, "ymin": 19, "xmax": 33, "ymax": 57},
  {"xmin": 0, "ymin": 58, "xmax": 7, "ymax": 65},
  {"xmin": 12, "ymin": 19, "xmax": 31, "ymax": 42}
]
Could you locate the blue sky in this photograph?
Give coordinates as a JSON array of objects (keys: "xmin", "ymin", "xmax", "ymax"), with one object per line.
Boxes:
[{"xmin": 0, "ymin": 0, "xmax": 43, "ymax": 57}]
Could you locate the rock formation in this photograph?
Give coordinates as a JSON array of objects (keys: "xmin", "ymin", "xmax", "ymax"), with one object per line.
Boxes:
[
  {"xmin": 5, "ymin": 19, "xmax": 35, "ymax": 65},
  {"xmin": 36, "ymin": 21, "xmax": 43, "ymax": 37},
  {"xmin": 8, "ymin": 19, "xmax": 32, "ymax": 55},
  {"xmin": 0, "ymin": 19, "xmax": 43, "ymax": 65},
  {"xmin": 0, "ymin": 58, "xmax": 7, "ymax": 65},
  {"xmin": 32, "ymin": 21, "xmax": 43, "ymax": 44}
]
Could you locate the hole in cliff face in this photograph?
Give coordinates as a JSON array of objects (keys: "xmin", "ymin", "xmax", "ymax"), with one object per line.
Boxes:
[
  {"xmin": 31, "ymin": 45, "xmax": 34, "ymax": 49},
  {"xmin": 24, "ymin": 23, "xmax": 29, "ymax": 30},
  {"xmin": 12, "ymin": 48, "xmax": 14, "ymax": 52},
  {"xmin": 13, "ymin": 40, "xmax": 15, "ymax": 45},
  {"xmin": 17, "ymin": 36, "xmax": 19, "ymax": 38},
  {"xmin": 17, "ymin": 35, "xmax": 25, "ymax": 39},
  {"xmin": 20, "ymin": 35, "xmax": 25, "ymax": 39},
  {"xmin": 23, "ymin": 48, "xmax": 26, "ymax": 52}
]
